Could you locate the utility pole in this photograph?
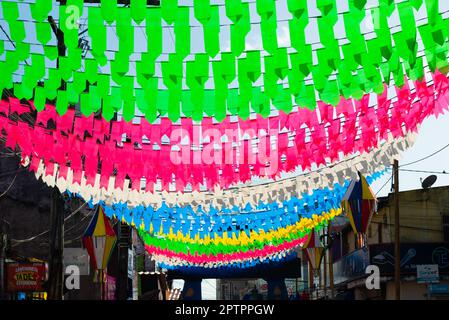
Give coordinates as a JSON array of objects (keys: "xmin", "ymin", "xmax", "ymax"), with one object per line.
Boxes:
[
  {"xmin": 0, "ymin": 223, "xmax": 7, "ymax": 300},
  {"xmin": 116, "ymin": 222, "xmax": 130, "ymax": 300},
  {"xmin": 47, "ymin": 188, "xmax": 65, "ymax": 300},
  {"xmin": 45, "ymin": 15, "xmax": 66, "ymax": 301},
  {"xmin": 323, "ymin": 250, "xmax": 327, "ymax": 299},
  {"xmin": 393, "ymin": 159, "xmax": 401, "ymax": 300},
  {"xmin": 308, "ymin": 259, "xmax": 313, "ymax": 298},
  {"xmin": 328, "ymin": 225, "xmax": 335, "ymax": 299}
]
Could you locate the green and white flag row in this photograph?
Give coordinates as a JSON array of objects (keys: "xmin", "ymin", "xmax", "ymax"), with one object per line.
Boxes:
[{"xmin": 1, "ymin": 0, "xmax": 449, "ymax": 122}]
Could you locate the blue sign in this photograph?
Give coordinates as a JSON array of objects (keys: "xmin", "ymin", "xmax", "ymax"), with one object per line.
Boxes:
[
  {"xmin": 429, "ymin": 284, "xmax": 449, "ymax": 294},
  {"xmin": 333, "ymin": 247, "xmax": 370, "ymax": 284},
  {"xmin": 370, "ymin": 243, "xmax": 449, "ymax": 275},
  {"xmin": 17, "ymin": 292, "xmax": 26, "ymax": 300}
]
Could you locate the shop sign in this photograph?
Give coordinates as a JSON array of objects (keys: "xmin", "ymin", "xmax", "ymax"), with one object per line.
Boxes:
[
  {"xmin": 128, "ymin": 249, "xmax": 134, "ymax": 279},
  {"xmin": 105, "ymin": 275, "xmax": 116, "ymax": 300},
  {"xmin": 417, "ymin": 264, "xmax": 439, "ymax": 284},
  {"xmin": 63, "ymin": 248, "xmax": 90, "ymax": 276},
  {"xmin": 429, "ymin": 284, "xmax": 449, "ymax": 294},
  {"xmin": 333, "ymin": 247, "xmax": 370, "ymax": 285},
  {"xmin": 6, "ymin": 263, "xmax": 47, "ymax": 292}
]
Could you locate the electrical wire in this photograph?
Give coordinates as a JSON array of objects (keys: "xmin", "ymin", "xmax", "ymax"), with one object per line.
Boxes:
[
  {"xmin": 399, "ymin": 168, "xmax": 449, "ymax": 175},
  {"xmin": 0, "ymin": 170, "xmax": 18, "ymax": 198},
  {"xmin": 370, "ymin": 220, "xmax": 443, "ymax": 233},
  {"xmin": 56, "ymin": 204, "xmax": 99, "ymax": 243},
  {"xmin": 375, "ymin": 174, "xmax": 393, "ymax": 196},
  {"xmin": 63, "ymin": 209, "xmax": 94, "ymax": 236},
  {"xmin": 10, "ymin": 201, "xmax": 90, "ymax": 246},
  {"xmin": 375, "ymin": 141, "xmax": 449, "ymax": 195},
  {"xmin": 63, "ymin": 201, "xmax": 88, "ymax": 222},
  {"xmin": 0, "ymin": 0, "xmax": 412, "ymax": 31},
  {"xmin": 399, "ymin": 142, "xmax": 449, "ymax": 168}
]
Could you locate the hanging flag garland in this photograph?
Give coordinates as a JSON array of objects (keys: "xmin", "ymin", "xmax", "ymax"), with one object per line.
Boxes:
[
  {"xmin": 100, "ymin": 172, "xmax": 382, "ymax": 266},
  {"xmin": 157, "ymin": 251, "xmax": 299, "ymax": 277},
  {"xmin": 138, "ymin": 208, "xmax": 342, "ymax": 257},
  {"xmin": 302, "ymin": 228, "xmax": 325, "ymax": 273},
  {"xmin": 1, "ymin": 0, "xmax": 449, "ymax": 121},
  {"xmin": 100, "ymin": 183, "xmax": 351, "ymax": 233},
  {"xmin": 0, "ymin": 68, "xmax": 446, "ymax": 197},
  {"xmin": 26, "ymin": 132, "xmax": 415, "ymax": 208}
]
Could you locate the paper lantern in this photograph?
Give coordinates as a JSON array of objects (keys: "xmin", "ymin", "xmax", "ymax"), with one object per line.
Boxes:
[
  {"xmin": 341, "ymin": 172, "xmax": 377, "ymax": 236},
  {"xmin": 83, "ymin": 206, "xmax": 117, "ymax": 272}
]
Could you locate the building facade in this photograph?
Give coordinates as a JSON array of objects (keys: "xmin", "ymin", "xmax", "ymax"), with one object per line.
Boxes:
[
  {"xmin": 324, "ymin": 185, "xmax": 449, "ymax": 300},
  {"xmin": 0, "ymin": 155, "xmax": 157, "ymax": 300}
]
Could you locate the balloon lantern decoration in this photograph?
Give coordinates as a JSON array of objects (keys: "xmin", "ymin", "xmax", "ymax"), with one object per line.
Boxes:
[
  {"xmin": 341, "ymin": 173, "xmax": 377, "ymax": 248},
  {"xmin": 302, "ymin": 228, "xmax": 325, "ymax": 277},
  {"xmin": 83, "ymin": 206, "xmax": 117, "ymax": 286}
]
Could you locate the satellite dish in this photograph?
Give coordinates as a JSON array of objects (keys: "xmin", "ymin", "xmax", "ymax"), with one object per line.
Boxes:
[{"xmin": 421, "ymin": 175, "xmax": 437, "ymax": 190}]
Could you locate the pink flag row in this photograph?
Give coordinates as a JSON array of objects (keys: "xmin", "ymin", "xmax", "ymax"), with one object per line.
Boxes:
[{"xmin": 1, "ymin": 71, "xmax": 448, "ymax": 192}]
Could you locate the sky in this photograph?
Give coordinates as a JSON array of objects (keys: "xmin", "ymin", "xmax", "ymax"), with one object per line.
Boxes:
[{"xmin": 370, "ymin": 112, "xmax": 449, "ymax": 197}]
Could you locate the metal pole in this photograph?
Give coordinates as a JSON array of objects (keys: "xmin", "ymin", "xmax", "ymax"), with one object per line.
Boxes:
[
  {"xmin": 328, "ymin": 226, "xmax": 335, "ymax": 299},
  {"xmin": 48, "ymin": 188, "xmax": 64, "ymax": 300},
  {"xmin": 45, "ymin": 16, "xmax": 66, "ymax": 301},
  {"xmin": 394, "ymin": 159, "xmax": 401, "ymax": 300},
  {"xmin": 323, "ymin": 250, "xmax": 327, "ymax": 299},
  {"xmin": 295, "ymin": 278, "xmax": 298, "ymax": 295},
  {"xmin": 340, "ymin": 232, "xmax": 343, "ymax": 258},
  {"xmin": 0, "ymin": 232, "xmax": 6, "ymax": 299},
  {"xmin": 308, "ymin": 259, "xmax": 313, "ymax": 297},
  {"xmin": 116, "ymin": 222, "xmax": 130, "ymax": 300}
]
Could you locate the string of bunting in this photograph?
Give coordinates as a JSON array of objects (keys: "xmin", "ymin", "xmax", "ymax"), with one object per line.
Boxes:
[
  {"xmin": 1, "ymin": 0, "xmax": 449, "ymax": 121},
  {"xmin": 29, "ymin": 132, "xmax": 414, "ymax": 209},
  {"xmin": 1, "ymin": 69, "xmax": 446, "ymax": 193}
]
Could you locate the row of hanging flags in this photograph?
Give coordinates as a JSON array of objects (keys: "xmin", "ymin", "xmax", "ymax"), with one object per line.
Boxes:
[{"xmin": 0, "ymin": 0, "xmax": 448, "ymax": 271}]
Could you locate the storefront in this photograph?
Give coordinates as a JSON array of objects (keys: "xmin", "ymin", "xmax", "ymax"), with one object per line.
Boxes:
[
  {"xmin": 6, "ymin": 262, "xmax": 48, "ymax": 300},
  {"xmin": 332, "ymin": 247, "xmax": 371, "ymax": 299},
  {"xmin": 370, "ymin": 242, "xmax": 449, "ymax": 300}
]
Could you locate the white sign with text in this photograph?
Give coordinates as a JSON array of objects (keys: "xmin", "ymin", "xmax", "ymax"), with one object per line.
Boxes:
[{"xmin": 417, "ymin": 264, "xmax": 439, "ymax": 284}]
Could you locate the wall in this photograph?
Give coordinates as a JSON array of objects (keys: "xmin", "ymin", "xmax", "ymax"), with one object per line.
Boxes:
[
  {"xmin": 1, "ymin": 156, "xmax": 102, "ymax": 299},
  {"xmin": 368, "ymin": 187, "xmax": 449, "ymax": 245},
  {"xmin": 0, "ymin": 156, "xmax": 53, "ymax": 260},
  {"xmin": 354, "ymin": 286, "xmax": 383, "ymax": 300},
  {"xmin": 385, "ymin": 281, "xmax": 431, "ymax": 300},
  {"xmin": 331, "ymin": 186, "xmax": 449, "ymax": 300}
]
